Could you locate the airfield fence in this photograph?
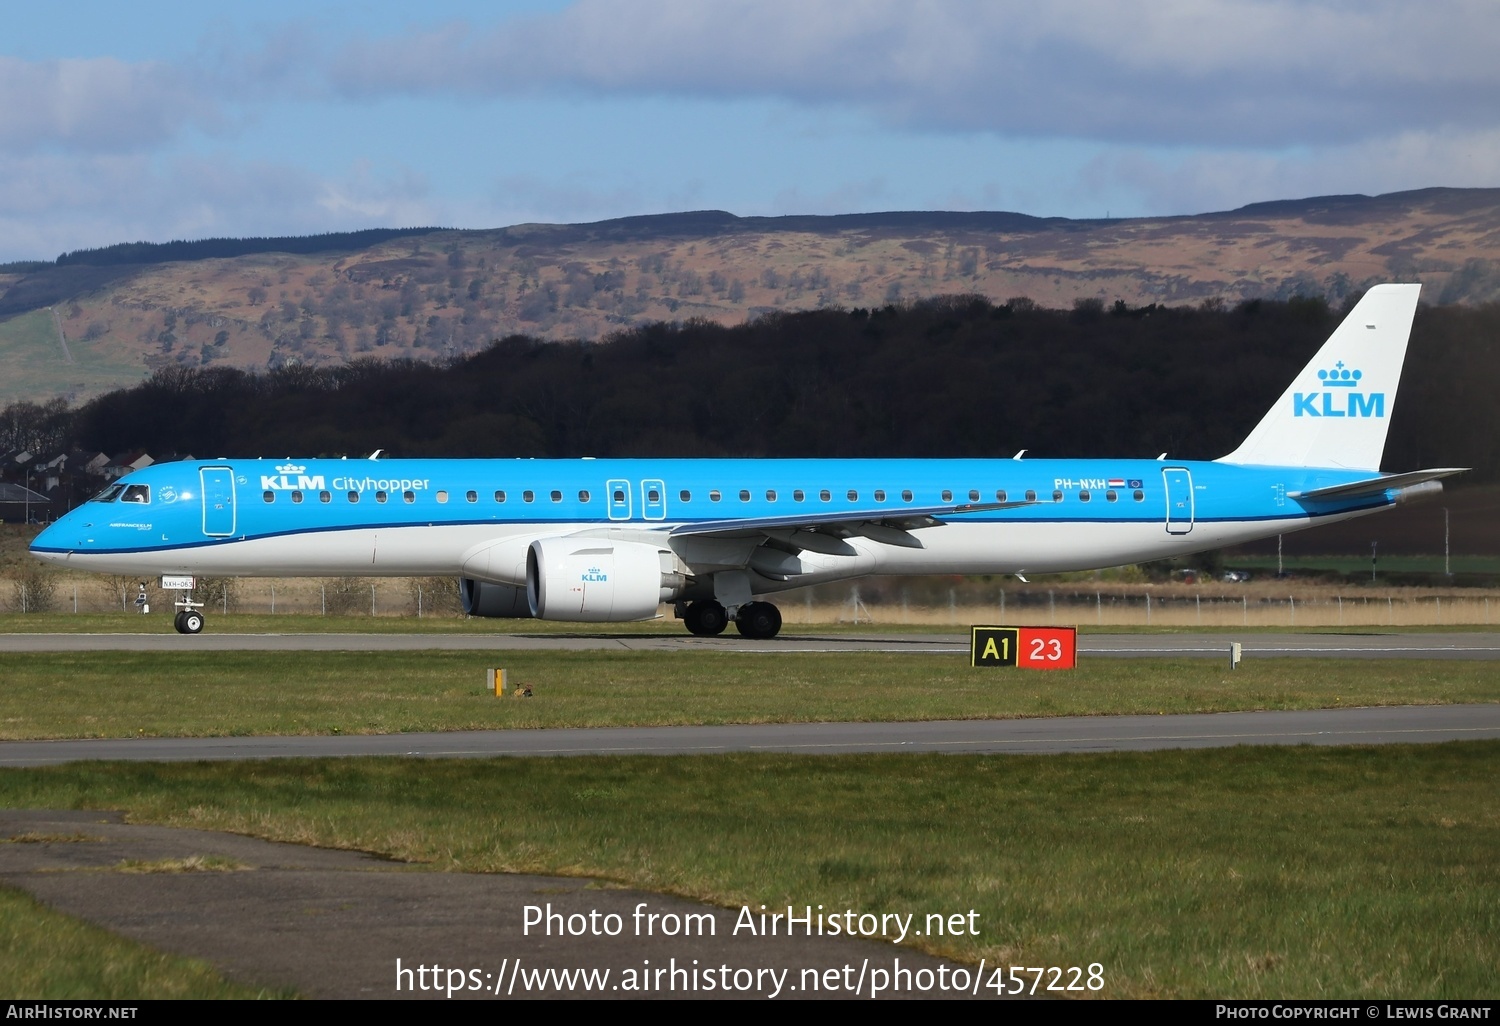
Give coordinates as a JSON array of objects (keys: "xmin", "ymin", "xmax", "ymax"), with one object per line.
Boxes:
[{"xmin": 8, "ymin": 575, "xmax": 1500, "ymax": 627}]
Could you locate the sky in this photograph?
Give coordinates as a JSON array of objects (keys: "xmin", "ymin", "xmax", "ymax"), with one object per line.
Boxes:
[{"xmin": 2, "ymin": 0, "xmax": 1497, "ymax": 263}]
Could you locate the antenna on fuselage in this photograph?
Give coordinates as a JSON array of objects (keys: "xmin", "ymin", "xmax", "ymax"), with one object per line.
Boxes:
[
  {"xmin": 1157, "ymin": 453, "xmax": 1167, "ymax": 460},
  {"xmin": 368, "ymin": 449, "xmax": 383, "ymax": 461},
  {"xmin": 1012, "ymin": 450, "xmax": 1027, "ymax": 460}
]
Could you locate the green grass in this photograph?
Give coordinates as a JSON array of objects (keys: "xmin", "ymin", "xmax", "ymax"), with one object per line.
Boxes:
[
  {"xmin": 2, "ymin": 743, "xmax": 1496, "ymax": 998},
  {"xmin": 1, "ymin": 651, "xmax": 1497, "ymax": 739},
  {"xmin": 0, "ymin": 309, "xmax": 141, "ymax": 404},
  {"xmin": 0, "ymin": 884, "xmax": 278, "ymax": 998}
]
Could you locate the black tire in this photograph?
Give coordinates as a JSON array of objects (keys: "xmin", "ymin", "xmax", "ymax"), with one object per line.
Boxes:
[
  {"xmin": 734, "ymin": 601, "xmax": 782, "ymax": 639},
  {"xmin": 684, "ymin": 600, "xmax": 728, "ymax": 636},
  {"xmin": 173, "ymin": 611, "xmax": 187, "ymax": 633},
  {"xmin": 181, "ymin": 610, "xmax": 205, "ymax": 635}
]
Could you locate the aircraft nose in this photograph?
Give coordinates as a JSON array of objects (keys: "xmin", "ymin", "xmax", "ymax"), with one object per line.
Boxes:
[{"xmin": 29, "ymin": 515, "xmax": 86, "ymax": 564}]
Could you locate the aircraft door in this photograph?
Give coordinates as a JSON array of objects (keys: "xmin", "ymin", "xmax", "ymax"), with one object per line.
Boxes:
[
  {"xmin": 201, "ymin": 466, "xmax": 236, "ymax": 537},
  {"xmin": 641, "ymin": 479, "xmax": 666, "ymax": 521},
  {"xmin": 607, "ymin": 479, "xmax": 631, "ymax": 521},
  {"xmin": 1162, "ymin": 468, "xmax": 1193, "ymax": 535}
]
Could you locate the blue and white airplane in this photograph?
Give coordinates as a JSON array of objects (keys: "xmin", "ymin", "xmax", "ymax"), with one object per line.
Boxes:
[{"xmin": 31, "ymin": 284, "xmax": 1463, "ymax": 637}]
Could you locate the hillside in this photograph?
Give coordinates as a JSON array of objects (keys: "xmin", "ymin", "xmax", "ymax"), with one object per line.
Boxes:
[{"xmin": 1, "ymin": 187, "xmax": 1498, "ymax": 404}]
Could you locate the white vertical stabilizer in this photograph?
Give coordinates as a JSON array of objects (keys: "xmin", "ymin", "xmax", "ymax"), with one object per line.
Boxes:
[{"xmin": 1217, "ymin": 283, "xmax": 1420, "ymax": 470}]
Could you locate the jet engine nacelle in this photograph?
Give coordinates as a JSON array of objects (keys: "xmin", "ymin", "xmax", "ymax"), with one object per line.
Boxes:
[
  {"xmin": 458, "ymin": 577, "xmax": 532, "ymax": 618},
  {"xmin": 526, "ymin": 537, "xmax": 680, "ymax": 622}
]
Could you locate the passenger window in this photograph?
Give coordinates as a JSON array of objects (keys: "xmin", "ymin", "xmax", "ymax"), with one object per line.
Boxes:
[
  {"xmin": 709, "ymin": 490, "xmax": 721, "ymax": 502},
  {"xmin": 320, "ymin": 491, "xmax": 331, "ymax": 503},
  {"xmin": 348, "ymin": 491, "xmax": 359, "ymax": 503},
  {"xmin": 766, "ymin": 490, "xmax": 777, "ymax": 502},
  {"xmin": 1106, "ymin": 490, "xmax": 1118, "ymax": 502},
  {"xmin": 874, "ymin": 489, "xmax": 886, "ymax": 502},
  {"xmin": 847, "ymin": 489, "xmax": 858, "ymax": 501},
  {"xmin": 996, "ymin": 489, "xmax": 1007, "ymax": 502},
  {"xmin": 1025, "ymin": 490, "xmax": 1037, "ymax": 502},
  {"xmin": 901, "ymin": 490, "xmax": 913, "ymax": 502},
  {"xmin": 523, "ymin": 491, "xmax": 535, "ymax": 503},
  {"xmin": 793, "ymin": 489, "xmax": 805, "ymax": 502},
  {"xmin": 942, "ymin": 489, "xmax": 953, "ymax": 502},
  {"xmin": 404, "ymin": 490, "xmax": 416, "ymax": 503},
  {"xmin": 121, "ymin": 484, "xmax": 150, "ymax": 504},
  {"xmin": 613, "ymin": 489, "xmax": 625, "ymax": 503},
  {"xmin": 648, "ymin": 489, "xmax": 660, "ymax": 502},
  {"xmin": 1052, "ymin": 490, "xmax": 1063, "ymax": 502},
  {"xmin": 969, "ymin": 489, "xmax": 980, "ymax": 502},
  {"xmin": 1133, "ymin": 489, "xmax": 1145, "ymax": 502},
  {"xmin": 680, "ymin": 490, "xmax": 691, "ymax": 502},
  {"xmin": 466, "ymin": 490, "xmax": 477, "ymax": 503},
  {"xmin": 495, "ymin": 490, "xmax": 507, "ymax": 503},
  {"xmin": 579, "ymin": 490, "xmax": 590, "ymax": 503},
  {"xmin": 740, "ymin": 490, "xmax": 751, "ymax": 502},
  {"xmin": 550, "ymin": 490, "xmax": 562, "ymax": 502},
  {"xmin": 263, "ymin": 491, "xmax": 274, "ymax": 503},
  {"xmin": 436, "ymin": 491, "xmax": 448, "ymax": 504},
  {"xmin": 291, "ymin": 490, "xmax": 304, "ymax": 504},
  {"xmin": 820, "ymin": 490, "xmax": 831, "ymax": 502},
  {"xmin": 1079, "ymin": 490, "xmax": 1091, "ymax": 502},
  {"xmin": 376, "ymin": 491, "xmax": 388, "ymax": 503}
]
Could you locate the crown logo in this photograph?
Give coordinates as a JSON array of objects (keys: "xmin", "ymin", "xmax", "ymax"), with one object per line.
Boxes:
[
  {"xmin": 275, "ymin": 462, "xmax": 306, "ymax": 474},
  {"xmin": 1317, "ymin": 362, "xmax": 1362, "ymax": 388}
]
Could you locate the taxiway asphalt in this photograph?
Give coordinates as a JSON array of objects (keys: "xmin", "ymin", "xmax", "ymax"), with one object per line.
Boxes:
[
  {"xmin": 3, "ymin": 704, "xmax": 1497, "ymax": 767},
  {"xmin": 2, "ymin": 629, "xmax": 1499, "ymax": 658}
]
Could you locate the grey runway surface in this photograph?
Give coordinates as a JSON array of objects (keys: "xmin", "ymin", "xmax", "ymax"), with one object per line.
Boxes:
[
  {"xmin": 3, "ymin": 629, "xmax": 1500, "ymax": 657},
  {"xmin": 4, "ymin": 704, "xmax": 1498, "ymax": 767}
]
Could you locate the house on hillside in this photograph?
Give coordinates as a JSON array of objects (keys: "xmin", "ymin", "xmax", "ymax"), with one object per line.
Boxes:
[{"xmin": 104, "ymin": 451, "xmax": 154, "ymax": 479}]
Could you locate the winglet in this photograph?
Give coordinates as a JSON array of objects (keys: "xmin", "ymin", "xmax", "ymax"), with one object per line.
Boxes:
[{"xmin": 1218, "ymin": 284, "xmax": 1420, "ymax": 470}]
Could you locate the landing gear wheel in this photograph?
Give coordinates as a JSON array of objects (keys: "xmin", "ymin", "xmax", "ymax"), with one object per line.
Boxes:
[
  {"xmin": 179, "ymin": 610, "xmax": 205, "ymax": 635},
  {"xmin": 734, "ymin": 601, "xmax": 782, "ymax": 639},
  {"xmin": 173, "ymin": 611, "xmax": 186, "ymax": 633},
  {"xmin": 684, "ymin": 600, "xmax": 728, "ymax": 636}
]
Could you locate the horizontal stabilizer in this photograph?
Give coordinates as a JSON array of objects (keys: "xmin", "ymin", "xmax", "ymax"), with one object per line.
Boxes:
[{"xmin": 1288, "ymin": 467, "xmax": 1468, "ymax": 501}]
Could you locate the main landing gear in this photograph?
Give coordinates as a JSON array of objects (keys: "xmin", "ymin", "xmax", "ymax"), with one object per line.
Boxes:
[{"xmin": 682, "ymin": 600, "xmax": 783, "ymax": 639}]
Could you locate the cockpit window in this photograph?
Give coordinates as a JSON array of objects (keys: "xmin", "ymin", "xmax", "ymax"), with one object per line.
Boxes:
[
  {"xmin": 120, "ymin": 484, "xmax": 150, "ymax": 504},
  {"xmin": 89, "ymin": 484, "xmax": 126, "ymax": 503}
]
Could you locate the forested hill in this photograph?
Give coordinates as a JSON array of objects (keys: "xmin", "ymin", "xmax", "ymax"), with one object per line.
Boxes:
[
  {"xmin": 54, "ymin": 295, "xmax": 1499, "ymax": 483},
  {"xmin": 2, "ymin": 187, "xmax": 1499, "ymax": 406}
]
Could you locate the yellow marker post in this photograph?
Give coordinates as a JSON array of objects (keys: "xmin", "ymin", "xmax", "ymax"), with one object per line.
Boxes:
[{"xmin": 488, "ymin": 668, "xmax": 507, "ymax": 696}]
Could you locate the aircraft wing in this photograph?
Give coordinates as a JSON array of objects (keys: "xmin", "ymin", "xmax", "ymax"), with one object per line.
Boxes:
[
  {"xmin": 669, "ymin": 499, "xmax": 1034, "ymax": 554},
  {"xmin": 1288, "ymin": 467, "xmax": 1468, "ymax": 501}
]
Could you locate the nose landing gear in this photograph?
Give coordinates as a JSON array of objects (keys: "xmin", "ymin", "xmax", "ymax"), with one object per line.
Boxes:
[
  {"xmin": 173, "ymin": 607, "xmax": 205, "ymax": 634},
  {"xmin": 171, "ymin": 586, "xmax": 206, "ymax": 635}
]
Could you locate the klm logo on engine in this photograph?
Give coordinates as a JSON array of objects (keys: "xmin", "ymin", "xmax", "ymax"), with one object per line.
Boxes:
[
  {"xmin": 580, "ymin": 566, "xmax": 608, "ymax": 583},
  {"xmin": 260, "ymin": 462, "xmax": 327, "ymax": 491},
  {"xmin": 1294, "ymin": 362, "xmax": 1384, "ymax": 418}
]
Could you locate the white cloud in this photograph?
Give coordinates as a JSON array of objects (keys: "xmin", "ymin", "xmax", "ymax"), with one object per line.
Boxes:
[
  {"xmin": 0, "ymin": 56, "xmax": 219, "ymax": 151},
  {"xmin": 322, "ymin": 0, "xmax": 1500, "ymax": 148}
]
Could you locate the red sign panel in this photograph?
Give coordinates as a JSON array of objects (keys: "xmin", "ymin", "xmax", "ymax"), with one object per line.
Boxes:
[{"xmin": 1015, "ymin": 627, "xmax": 1077, "ymax": 670}]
